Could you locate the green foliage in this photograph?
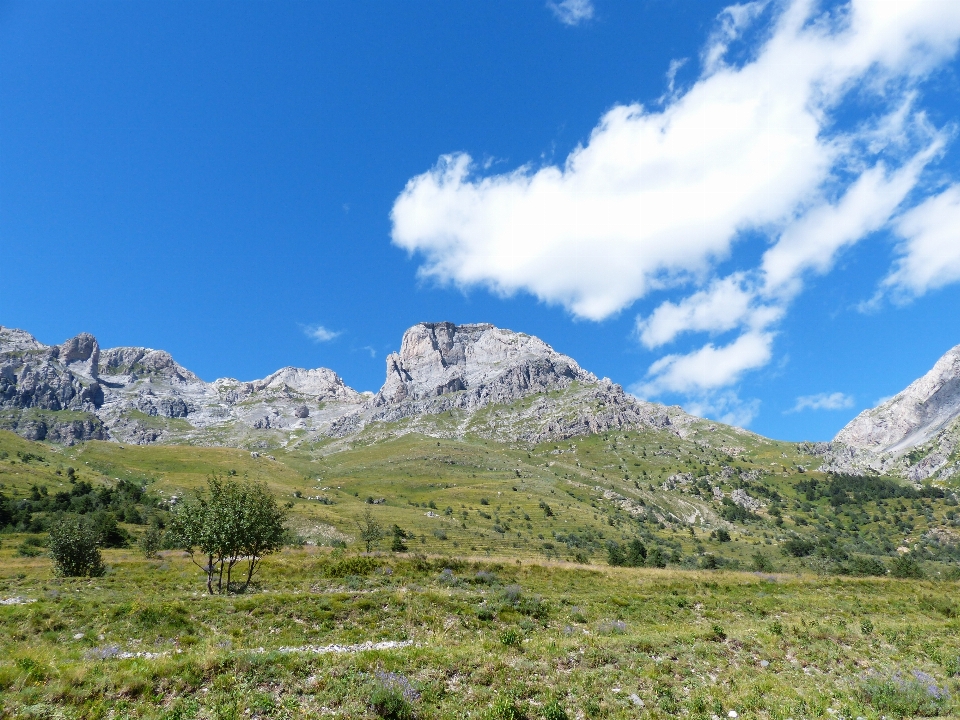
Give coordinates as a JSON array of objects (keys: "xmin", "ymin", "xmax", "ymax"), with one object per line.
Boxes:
[
  {"xmin": 606, "ymin": 541, "xmax": 626, "ymax": 567},
  {"xmin": 714, "ymin": 528, "xmax": 731, "ymax": 542},
  {"xmin": 782, "ymin": 538, "xmax": 815, "ymax": 557},
  {"xmin": 499, "ymin": 627, "xmax": 523, "ymax": 648},
  {"xmin": 858, "ymin": 670, "xmax": 951, "ymax": 718},
  {"xmin": 845, "ymin": 555, "xmax": 888, "ymax": 576},
  {"xmin": 891, "ymin": 554, "xmax": 925, "ymax": 579},
  {"xmin": 368, "ymin": 672, "xmax": 418, "ymax": 720},
  {"xmin": 356, "ymin": 508, "xmax": 385, "ymax": 552},
  {"xmin": 751, "ymin": 551, "xmax": 773, "ymax": 572},
  {"xmin": 542, "ymin": 698, "xmax": 569, "ymax": 720},
  {"xmin": 48, "ymin": 515, "xmax": 105, "ymax": 577},
  {"xmin": 166, "ymin": 474, "xmax": 287, "ymax": 593},
  {"xmin": 647, "ymin": 546, "xmax": 666, "ymax": 568},
  {"xmin": 139, "ymin": 523, "xmax": 163, "ymax": 558},
  {"xmin": 489, "ymin": 693, "xmax": 527, "ymax": 720}
]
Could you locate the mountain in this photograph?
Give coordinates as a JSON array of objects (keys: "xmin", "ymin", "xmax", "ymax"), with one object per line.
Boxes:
[
  {"xmin": 823, "ymin": 343, "xmax": 960, "ymax": 481},
  {"xmin": 0, "ymin": 321, "xmax": 703, "ymax": 449}
]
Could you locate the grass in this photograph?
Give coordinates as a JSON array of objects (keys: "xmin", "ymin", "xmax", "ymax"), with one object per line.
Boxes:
[
  {"xmin": 1, "ymin": 546, "xmax": 959, "ymax": 718},
  {"xmin": 3, "ymin": 426, "xmax": 960, "ymax": 716}
]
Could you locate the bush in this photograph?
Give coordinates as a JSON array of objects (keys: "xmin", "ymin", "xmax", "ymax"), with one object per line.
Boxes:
[
  {"xmin": 751, "ymin": 552, "xmax": 773, "ymax": 572},
  {"xmin": 647, "ymin": 547, "xmax": 667, "ymax": 568},
  {"xmin": 891, "ymin": 555, "xmax": 925, "ymax": 579},
  {"xmin": 782, "ymin": 538, "xmax": 814, "ymax": 557},
  {"xmin": 369, "ymin": 671, "xmax": 418, "ymax": 720},
  {"xmin": 847, "ymin": 555, "xmax": 887, "ymax": 576},
  {"xmin": 499, "ymin": 627, "xmax": 523, "ymax": 648},
  {"xmin": 542, "ymin": 698, "xmax": 569, "ymax": 720},
  {"xmin": 606, "ymin": 541, "xmax": 626, "ymax": 566},
  {"xmin": 715, "ymin": 528, "xmax": 731, "ymax": 542},
  {"xmin": 857, "ymin": 670, "xmax": 950, "ymax": 718},
  {"xmin": 49, "ymin": 516, "xmax": 105, "ymax": 577},
  {"xmin": 139, "ymin": 524, "xmax": 163, "ymax": 558},
  {"xmin": 626, "ymin": 538, "xmax": 646, "ymax": 566}
]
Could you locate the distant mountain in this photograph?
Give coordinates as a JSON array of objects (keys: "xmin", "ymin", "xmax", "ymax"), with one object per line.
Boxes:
[
  {"xmin": 823, "ymin": 344, "xmax": 960, "ymax": 481},
  {"xmin": 0, "ymin": 321, "xmax": 706, "ymax": 448}
]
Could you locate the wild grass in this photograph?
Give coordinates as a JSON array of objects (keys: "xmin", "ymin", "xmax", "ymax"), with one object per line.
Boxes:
[{"xmin": 1, "ymin": 544, "xmax": 959, "ymax": 718}]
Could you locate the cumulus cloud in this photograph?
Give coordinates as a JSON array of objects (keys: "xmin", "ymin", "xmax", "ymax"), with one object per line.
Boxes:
[
  {"xmin": 791, "ymin": 392, "xmax": 855, "ymax": 412},
  {"xmin": 635, "ymin": 331, "xmax": 773, "ymax": 396},
  {"xmin": 882, "ymin": 184, "xmax": 960, "ymax": 298},
  {"xmin": 683, "ymin": 391, "xmax": 761, "ymax": 428},
  {"xmin": 303, "ymin": 325, "xmax": 341, "ymax": 343},
  {"xmin": 548, "ymin": 0, "xmax": 594, "ymax": 26},
  {"xmin": 392, "ymin": 0, "xmax": 960, "ymax": 417}
]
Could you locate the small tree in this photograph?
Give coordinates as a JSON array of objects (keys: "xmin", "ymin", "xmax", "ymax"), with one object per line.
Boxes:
[
  {"xmin": 391, "ymin": 524, "xmax": 408, "ymax": 553},
  {"xmin": 626, "ymin": 539, "xmax": 647, "ymax": 567},
  {"xmin": 356, "ymin": 508, "xmax": 384, "ymax": 553},
  {"xmin": 49, "ymin": 515, "xmax": 105, "ymax": 577},
  {"xmin": 606, "ymin": 541, "xmax": 626, "ymax": 566},
  {"xmin": 139, "ymin": 523, "xmax": 163, "ymax": 559},
  {"xmin": 167, "ymin": 475, "xmax": 287, "ymax": 594}
]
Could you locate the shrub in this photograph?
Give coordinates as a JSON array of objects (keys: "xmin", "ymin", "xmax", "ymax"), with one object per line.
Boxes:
[
  {"xmin": 369, "ymin": 671, "xmax": 418, "ymax": 720},
  {"xmin": 499, "ymin": 627, "xmax": 523, "ymax": 648},
  {"xmin": 715, "ymin": 528, "xmax": 731, "ymax": 542},
  {"xmin": 626, "ymin": 538, "xmax": 646, "ymax": 566},
  {"xmin": 751, "ymin": 552, "xmax": 773, "ymax": 572},
  {"xmin": 782, "ymin": 538, "xmax": 814, "ymax": 557},
  {"xmin": 847, "ymin": 555, "xmax": 887, "ymax": 576},
  {"xmin": 857, "ymin": 670, "xmax": 950, "ymax": 718},
  {"xmin": 489, "ymin": 693, "xmax": 526, "ymax": 720},
  {"xmin": 49, "ymin": 515, "xmax": 105, "ymax": 577},
  {"xmin": 891, "ymin": 555, "xmax": 925, "ymax": 579},
  {"xmin": 139, "ymin": 524, "xmax": 163, "ymax": 558},
  {"xmin": 606, "ymin": 541, "xmax": 626, "ymax": 566},
  {"xmin": 647, "ymin": 547, "xmax": 667, "ymax": 568},
  {"xmin": 542, "ymin": 698, "xmax": 569, "ymax": 720}
]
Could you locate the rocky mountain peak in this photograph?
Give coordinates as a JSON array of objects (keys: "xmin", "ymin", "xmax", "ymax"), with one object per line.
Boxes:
[
  {"xmin": 57, "ymin": 333, "xmax": 100, "ymax": 378},
  {"xmin": 375, "ymin": 321, "xmax": 592, "ymax": 405},
  {"xmin": 835, "ymin": 344, "xmax": 960, "ymax": 455}
]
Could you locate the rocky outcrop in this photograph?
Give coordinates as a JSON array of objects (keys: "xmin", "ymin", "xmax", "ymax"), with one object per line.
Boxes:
[
  {"xmin": 0, "ymin": 321, "xmax": 703, "ymax": 449},
  {"xmin": 0, "ymin": 325, "xmax": 363, "ymax": 446},
  {"xmin": 332, "ymin": 322, "xmax": 697, "ymax": 443},
  {"xmin": 824, "ymin": 344, "xmax": 960, "ymax": 480}
]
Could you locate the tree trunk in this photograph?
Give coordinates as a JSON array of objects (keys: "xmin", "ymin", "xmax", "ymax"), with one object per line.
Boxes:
[{"xmin": 206, "ymin": 553, "xmax": 215, "ymax": 595}]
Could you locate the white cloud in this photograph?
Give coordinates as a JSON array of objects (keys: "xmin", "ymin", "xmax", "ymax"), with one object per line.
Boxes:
[
  {"xmin": 636, "ymin": 274, "xmax": 773, "ymax": 348},
  {"xmin": 392, "ymin": 0, "xmax": 960, "ymax": 406},
  {"xmin": 791, "ymin": 392, "xmax": 855, "ymax": 412},
  {"xmin": 882, "ymin": 184, "xmax": 960, "ymax": 297},
  {"xmin": 303, "ymin": 325, "xmax": 341, "ymax": 343},
  {"xmin": 684, "ymin": 391, "xmax": 761, "ymax": 428},
  {"xmin": 548, "ymin": 0, "xmax": 594, "ymax": 26},
  {"xmin": 635, "ymin": 331, "xmax": 773, "ymax": 396}
]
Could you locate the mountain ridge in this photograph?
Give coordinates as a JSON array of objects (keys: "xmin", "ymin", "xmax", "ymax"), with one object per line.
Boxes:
[{"xmin": 0, "ymin": 322, "xmax": 702, "ymax": 449}]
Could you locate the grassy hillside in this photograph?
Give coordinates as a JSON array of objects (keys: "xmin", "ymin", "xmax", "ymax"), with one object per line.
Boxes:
[
  {"xmin": 3, "ymin": 424, "xmax": 959, "ymax": 576},
  {"xmin": 1, "ymin": 547, "xmax": 959, "ymax": 718}
]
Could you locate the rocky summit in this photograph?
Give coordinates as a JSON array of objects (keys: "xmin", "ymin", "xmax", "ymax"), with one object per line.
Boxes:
[
  {"xmin": 822, "ymin": 343, "xmax": 960, "ymax": 481},
  {"xmin": 0, "ymin": 321, "xmax": 702, "ymax": 448}
]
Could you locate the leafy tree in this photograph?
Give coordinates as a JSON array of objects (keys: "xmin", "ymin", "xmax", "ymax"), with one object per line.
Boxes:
[
  {"xmin": 647, "ymin": 546, "xmax": 667, "ymax": 568},
  {"xmin": 356, "ymin": 508, "xmax": 384, "ymax": 553},
  {"xmin": 139, "ymin": 523, "xmax": 163, "ymax": 559},
  {"xmin": 49, "ymin": 515, "xmax": 105, "ymax": 577},
  {"xmin": 606, "ymin": 541, "xmax": 626, "ymax": 566},
  {"xmin": 626, "ymin": 538, "xmax": 647, "ymax": 567},
  {"xmin": 715, "ymin": 528, "xmax": 731, "ymax": 543},
  {"xmin": 167, "ymin": 475, "xmax": 287, "ymax": 594},
  {"xmin": 391, "ymin": 524, "xmax": 409, "ymax": 553}
]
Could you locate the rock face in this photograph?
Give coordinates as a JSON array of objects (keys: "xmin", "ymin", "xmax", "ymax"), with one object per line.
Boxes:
[
  {"xmin": 0, "ymin": 325, "xmax": 363, "ymax": 446},
  {"xmin": 375, "ymin": 322, "xmax": 590, "ymax": 406},
  {"xmin": 824, "ymin": 344, "xmax": 960, "ymax": 481},
  {"xmin": 0, "ymin": 321, "xmax": 704, "ymax": 448},
  {"xmin": 334, "ymin": 322, "xmax": 695, "ymax": 443}
]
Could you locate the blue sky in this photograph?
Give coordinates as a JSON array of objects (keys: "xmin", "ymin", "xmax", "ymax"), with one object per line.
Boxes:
[{"xmin": 3, "ymin": 0, "xmax": 960, "ymax": 442}]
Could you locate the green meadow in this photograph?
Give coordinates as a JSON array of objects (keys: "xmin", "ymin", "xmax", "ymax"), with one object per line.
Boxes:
[{"xmin": 2, "ymin": 428, "xmax": 960, "ymax": 718}]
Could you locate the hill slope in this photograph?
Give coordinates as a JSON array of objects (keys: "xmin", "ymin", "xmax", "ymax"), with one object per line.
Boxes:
[{"xmin": 824, "ymin": 344, "xmax": 960, "ymax": 481}]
